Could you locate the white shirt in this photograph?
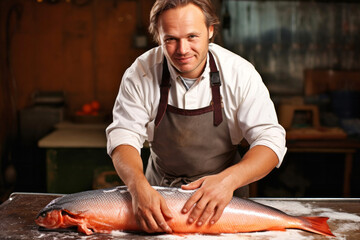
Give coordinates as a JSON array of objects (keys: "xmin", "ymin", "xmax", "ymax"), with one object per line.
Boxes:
[{"xmin": 106, "ymin": 43, "xmax": 287, "ymax": 167}]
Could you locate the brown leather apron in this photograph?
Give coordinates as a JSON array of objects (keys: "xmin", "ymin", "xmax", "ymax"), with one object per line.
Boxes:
[{"xmin": 145, "ymin": 52, "xmax": 249, "ymax": 197}]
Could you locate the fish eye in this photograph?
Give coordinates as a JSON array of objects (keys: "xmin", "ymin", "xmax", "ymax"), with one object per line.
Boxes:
[{"xmin": 41, "ymin": 212, "xmax": 47, "ymax": 218}]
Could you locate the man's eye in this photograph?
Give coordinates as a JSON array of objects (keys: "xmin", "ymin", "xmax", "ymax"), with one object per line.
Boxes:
[
  {"xmin": 188, "ymin": 35, "xmax": 197, "ymax": 39},
  {"xmin": 165, "ymin": 38, "xmax": 176, "ymax": 43}
]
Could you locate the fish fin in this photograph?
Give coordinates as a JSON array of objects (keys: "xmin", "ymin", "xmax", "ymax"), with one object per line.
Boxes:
[
  {"xmin": 299, "ymin": 216, "xmax": 335, "ymax": 237},
  {"xmin": 61, "ymin": 211, "xmax": 87, "ymax": 226},
  {"xmin": 62, "ymin": 211, "xmax": 93, "ymax": 235},
  {"xmin": 77, "ymin": 223, "xmax": 94, "ymax": 235}
]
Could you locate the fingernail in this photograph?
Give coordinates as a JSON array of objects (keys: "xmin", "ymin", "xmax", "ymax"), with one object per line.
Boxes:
[
  {"xmin": 197, "ymin": 221, "xmax": 202, "ymax": 226},
  {"xmin": 182, "ymin": 209, "xmax": 187, "ymax": 213},
  {"xmin": 188, "ymin": 217, "xmax": 194, "ymax": 223},
  {"xmin": 210, "ymin": 220, "xmax": 215, "ymax": 225}
]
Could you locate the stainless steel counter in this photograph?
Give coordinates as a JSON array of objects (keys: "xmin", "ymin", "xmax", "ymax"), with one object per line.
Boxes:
[{"xmin": 0, "ymin": 193, "xmax": 359, "ymax": 239}]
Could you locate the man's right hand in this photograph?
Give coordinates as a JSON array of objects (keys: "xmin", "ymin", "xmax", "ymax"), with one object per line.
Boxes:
[
  {"xmin": 130, "ymin": 184, "xmax": 173, "ymax": 233},
  {"xmin": 111, "ymin": 145, "xmax": 173, "ymax": 233}
]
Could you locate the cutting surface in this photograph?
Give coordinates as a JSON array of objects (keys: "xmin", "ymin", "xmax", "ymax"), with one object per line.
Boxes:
[{"xmin": 0, "ymin": 193, "xmax": 359, "ymax": 239}]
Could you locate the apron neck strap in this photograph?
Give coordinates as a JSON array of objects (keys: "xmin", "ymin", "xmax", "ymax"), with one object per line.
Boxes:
[
  {"xmin": 155, "ymin": 58, "xmax": 171, "ymax": 127},
  {"xmin": 209, "ymin": 52, "xmax": 223, "ymax": 126},
  {"xmin": 155, "ymin": 52, "xmax": 223, "ymax": 127}
]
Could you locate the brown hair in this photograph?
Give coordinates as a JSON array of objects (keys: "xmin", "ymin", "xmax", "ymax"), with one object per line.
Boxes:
[{"xmin": 149, "ymin": 0, "xmax": 220, "ymax": 44}]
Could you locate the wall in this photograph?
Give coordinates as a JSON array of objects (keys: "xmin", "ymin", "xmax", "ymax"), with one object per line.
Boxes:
[
  {"xmin": 0, "ymin": 0, "xmax": 154, "ymax": 196},
  {"xmin": 1, "ymin": 0, "xmax": 155, "ymax": 115},
  {"xmin": 222, "ymin": 1, "xmax": 360, "ymax": 95}
]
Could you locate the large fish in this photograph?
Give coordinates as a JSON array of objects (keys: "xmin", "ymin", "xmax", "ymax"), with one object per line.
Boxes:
[{"xmin": 35, "ymin": 186, "xmax": 334, "ymax": 236}]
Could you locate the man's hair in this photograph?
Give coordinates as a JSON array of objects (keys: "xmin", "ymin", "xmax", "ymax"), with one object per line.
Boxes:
[{"xmin": 149, "ymin": 0, "xmax": 220, "ymax": 44}]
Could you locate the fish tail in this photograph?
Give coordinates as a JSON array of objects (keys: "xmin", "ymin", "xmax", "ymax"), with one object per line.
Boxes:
[{"xmin": 299, "ymin": 216, "xmax": 335, "ymax": 237}]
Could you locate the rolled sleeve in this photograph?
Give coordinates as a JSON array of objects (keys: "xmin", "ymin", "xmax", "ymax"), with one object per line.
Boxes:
[
  {"xmin": 211, "ymin": 43, "xmax": 287, "ymax": 168},
  {"xmin": 236, "ymin": 68, "xmax": 287, "ymax": 167},
  {"xmin": 106, "ymin": 63, "xmax": 154, "ymax": 156},
  {"xmin": 106, "ymin": 127, "xmax": 143, "ymax": 156},
  {"xmin": 249, "ymin": 128, "xmax": 287, "ymax": 168}
]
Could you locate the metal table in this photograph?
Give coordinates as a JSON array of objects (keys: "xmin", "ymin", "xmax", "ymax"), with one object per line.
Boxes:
[{"xmin": 0, "ymin": 193, "xmax": 359, "ymax": 239}]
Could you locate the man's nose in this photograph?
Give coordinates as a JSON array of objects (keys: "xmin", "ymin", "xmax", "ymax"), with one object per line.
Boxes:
[{"xmin": 177, "ymin": 39, "xmax": 189, "ymax": 54}]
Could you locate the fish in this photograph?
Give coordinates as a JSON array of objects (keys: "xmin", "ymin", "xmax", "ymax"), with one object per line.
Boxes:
[{"xmin": 35, "ymin": 186, "xmax": 335, "ymax": 237}]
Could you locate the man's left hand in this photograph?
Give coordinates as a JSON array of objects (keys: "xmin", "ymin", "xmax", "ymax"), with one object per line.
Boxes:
[{"xmin": 180, "ymin": 174, "xmax": 234, "ymax": 226}]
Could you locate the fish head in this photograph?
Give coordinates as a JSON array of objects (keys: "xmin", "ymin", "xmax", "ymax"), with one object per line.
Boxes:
[{"xmin": 35, "ymin": 209, "xmax": 64, "ymax": 229}]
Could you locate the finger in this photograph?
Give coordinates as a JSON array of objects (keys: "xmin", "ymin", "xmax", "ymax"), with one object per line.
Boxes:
[
  {"xmin": 196, "ymin": 202, "xmax": 217, "ymax": 226},
  {"xmin": 187, "ymin": 197, "xmax": 208, "ymax": 224},
  {"xmin": 150, "ymin": 199, "xmax": 172, "ymax": 233},
  {"xmin": 138, "ymin": 217, "xmax": 153, "ymax": 233},
  {"xmin": 144, "ymin": 216, "xmax": 158, "ymax": 233},
  {"xmin": 153, "ymin": 210, "xmax": 172, "ymax": 233},
  {"xmin": 139, "ymin": 210, "xmax": 162, "ymax": 233},
  {"xmin": 209, "ymin": 204, "xmax": 226, "ymax": 225},
  {"xmin": 181, "ymin": 190, "xmax": 202, "ymax": 216},
  {"xmin": 160, "ymin": 198, "xmax": 173, "ymax": 220},
  {"xmin": 181, "ymin": 178, "xmax": 204, "ymax": 190}
]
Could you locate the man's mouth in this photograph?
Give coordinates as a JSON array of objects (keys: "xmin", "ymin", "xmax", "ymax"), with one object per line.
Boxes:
[{"xmin": 175, "ymin": 55, "xmax": 193, "ymax": 64}]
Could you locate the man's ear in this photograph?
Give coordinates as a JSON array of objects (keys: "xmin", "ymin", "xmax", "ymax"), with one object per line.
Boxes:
[{"xmin": 208, "ymin": 25, "xmax": 214, "ymax": 39}]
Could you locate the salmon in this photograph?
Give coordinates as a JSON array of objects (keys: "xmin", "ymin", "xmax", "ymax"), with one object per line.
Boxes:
[{"xmin": 35, "ymin": 186, "xmax": 334, "ymax": 236}]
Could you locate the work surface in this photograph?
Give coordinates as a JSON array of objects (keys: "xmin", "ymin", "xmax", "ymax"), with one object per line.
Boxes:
[{"xmin": 0, "ymin": 193, "xmax": 359, "ymax": 240}]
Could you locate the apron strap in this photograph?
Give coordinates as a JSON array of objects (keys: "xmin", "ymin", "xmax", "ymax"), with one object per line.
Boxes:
[
  {"xmin": 209, "ymin": 52, "xmax": 223, "ymax": 126},
  {"xmin": 155, "ymin": 52, "xmax": 223, "ymax": 127},
  {"xmin": 155, "ymin": 58, "xmax": 171, "ymax": 127}
]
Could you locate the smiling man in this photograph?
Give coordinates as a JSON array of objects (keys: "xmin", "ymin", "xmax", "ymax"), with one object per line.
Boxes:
[
  {"xmin": 159, "ymin": 3, "xmax": 212, "ymax": 78},
  {"xmin": 106, "ymin": 0, "xmax": 287, "ymax": 234}
]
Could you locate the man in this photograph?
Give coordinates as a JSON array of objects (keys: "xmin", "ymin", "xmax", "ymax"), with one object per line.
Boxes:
[{"xmin": 106, "ymin": 0, "xmax": 286, "ymax": 234}]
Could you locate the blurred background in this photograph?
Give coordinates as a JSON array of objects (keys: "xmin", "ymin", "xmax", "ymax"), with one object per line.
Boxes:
[{"xmin": 0, "ymin": 0, "xmax": 359, "ymax": 202}]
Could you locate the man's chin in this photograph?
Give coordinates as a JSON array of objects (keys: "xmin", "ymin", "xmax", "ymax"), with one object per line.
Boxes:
[{"xmin": 173, "ymin": 65, "xmax": 192, "ymax": 74}]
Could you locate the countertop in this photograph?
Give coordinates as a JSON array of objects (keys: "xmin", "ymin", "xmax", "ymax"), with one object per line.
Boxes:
[
  {"xmin": 0, "ymin": 192, "xmax": 359, "ymax": 239},
  {"xmin": 38, "ymin": 122, "xmax": 108, "ymax": 148}
]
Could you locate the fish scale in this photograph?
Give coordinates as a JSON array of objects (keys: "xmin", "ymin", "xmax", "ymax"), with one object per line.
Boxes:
[{"xmin": 35, "ymin": 186, "xmax": 335, "ymax": 237}]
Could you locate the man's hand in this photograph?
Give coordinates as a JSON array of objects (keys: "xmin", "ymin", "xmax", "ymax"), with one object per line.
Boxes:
[
  {"xmin": 181, "ymin": 174, "xmax": 234, "ymax": 226},
  {"xmin": 180, "ymin": 145, "xmax": 279, "ymax": 226},
  {"xmin": 111, "ymin": 145, "xmax": 173, "ymax": 233},
  {"xmin": 130, "ymin": 184, "xmax": 173, "ymax": 233}
]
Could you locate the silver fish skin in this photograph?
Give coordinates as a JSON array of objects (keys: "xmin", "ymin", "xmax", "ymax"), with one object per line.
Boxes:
[{"xmin": 35, "ymin": 186, "xmax": 335, "ymax": 237}]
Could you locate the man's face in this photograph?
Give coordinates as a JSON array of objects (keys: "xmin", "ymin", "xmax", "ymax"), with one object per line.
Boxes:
[{"xmin": 158, "ymin": 3, "xmax": 214, "ymax": 79}]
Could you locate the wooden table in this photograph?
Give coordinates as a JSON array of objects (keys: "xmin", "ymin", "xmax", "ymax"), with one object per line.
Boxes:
[
  {"xmin": 38, "ymin": 121, "xmax": 108, "ymax": 148},
  {"xmin": 287, "ymin": 138, "xmax": 360, "ymax": 197},
  {"xmin": 38, "ymin": 122, "xmax": 115, "ymax": 193},
  {"xmin": 1, "ymin": 192, "xmax": 359, "ymax": 239}
]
